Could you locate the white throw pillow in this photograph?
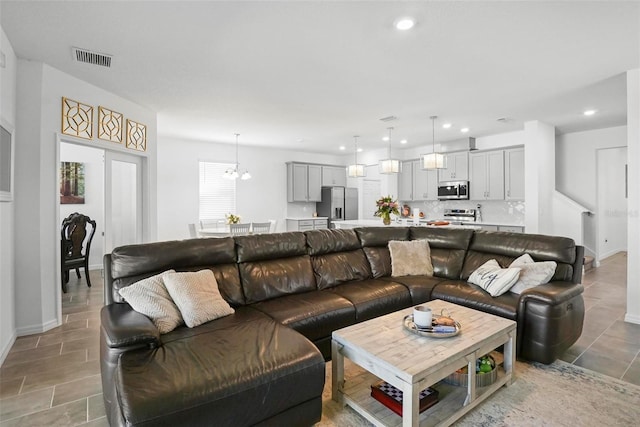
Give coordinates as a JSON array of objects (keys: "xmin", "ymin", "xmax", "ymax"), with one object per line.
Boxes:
[
  {"xmin": 468, "ymin": 259, "xmax": 521, "ymax": 297},
  {"xmin": 389, "ymin": 240, "xmax": 434, "ymax": 277},
  {"xmin": 118, "ymin": 270, "xmax": 183, "ymax": 334},
  {"xmin": 163, "ymin": 270, "xmax": 235, "ymax": 328},
  {"xmin": 509, "ymin": 253, "xmax": 557, "ymax": 294}
]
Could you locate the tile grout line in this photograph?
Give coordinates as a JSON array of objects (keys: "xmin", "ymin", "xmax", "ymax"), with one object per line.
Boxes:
[
  {"xmin": 619, "ymin": 349, "xmax": 640, "ymax": 380},
  {"xmin": 17, "ymin": 375, "xmax": 26, "ymax": 395}
]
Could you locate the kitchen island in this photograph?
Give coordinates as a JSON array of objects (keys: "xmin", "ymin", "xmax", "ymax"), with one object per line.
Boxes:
[{"xmin": 332, "ymin": 219, "xmax": 481, "ymax": 230}]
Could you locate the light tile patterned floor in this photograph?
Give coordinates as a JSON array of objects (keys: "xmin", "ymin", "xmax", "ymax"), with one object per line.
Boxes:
[{"xmin": 0, "ymin": 252, "xmax": 638, "ymax": 426}]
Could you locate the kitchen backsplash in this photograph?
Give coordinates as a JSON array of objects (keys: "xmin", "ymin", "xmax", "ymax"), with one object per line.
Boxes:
[{"xmin": 400, "ymin": 200, "xmax": 525, "ymax": 225}]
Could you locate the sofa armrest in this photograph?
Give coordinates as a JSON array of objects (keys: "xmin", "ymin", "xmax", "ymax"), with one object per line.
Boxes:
[
  {"xmin": 519, "ymin": 281, "xmax": 584, "ymax": 306},
  {"xmin": 100, "ymin": 304, "xmax": 161, "ymax": 349}
]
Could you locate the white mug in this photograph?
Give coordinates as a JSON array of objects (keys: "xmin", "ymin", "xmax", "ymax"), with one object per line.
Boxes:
[{"xmin": 413, "ymin": 306, "xmax": 432, "ymax": 328}]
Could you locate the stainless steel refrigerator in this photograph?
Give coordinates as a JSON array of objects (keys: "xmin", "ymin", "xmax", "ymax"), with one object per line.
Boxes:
[{"xmin": 316, "ymin": 187, "xmax": 358, "ymax": 226}]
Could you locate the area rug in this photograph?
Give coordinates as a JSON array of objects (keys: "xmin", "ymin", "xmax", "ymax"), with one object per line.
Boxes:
[{"xmin": 318, "ymin": 358, "xmax": 640, "ymax": 426}]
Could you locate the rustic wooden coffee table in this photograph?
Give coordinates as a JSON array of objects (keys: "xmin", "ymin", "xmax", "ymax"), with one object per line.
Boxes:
[{"xmin": 331, "ymin": 299, "xmax": 516, "ymax": 427}]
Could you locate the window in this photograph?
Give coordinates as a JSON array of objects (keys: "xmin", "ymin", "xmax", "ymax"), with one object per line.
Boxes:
[{"xmin": 199, "ymin": 161, "xmax": 236, "ymax": 221}]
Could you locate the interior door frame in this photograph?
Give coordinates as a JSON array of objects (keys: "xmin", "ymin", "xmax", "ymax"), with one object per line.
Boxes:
[{"xmin": 54, "ymin": 133, "xmax": 149, "ymax": 323}]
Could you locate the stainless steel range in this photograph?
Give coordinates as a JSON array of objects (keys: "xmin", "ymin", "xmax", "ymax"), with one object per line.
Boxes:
[{"xmin": 442, "ymin": 208, "xmax": 477, "ymax": 224}]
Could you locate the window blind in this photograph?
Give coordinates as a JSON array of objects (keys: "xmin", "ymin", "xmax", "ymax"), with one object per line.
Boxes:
[{"xmin": 199, "ymin": 161, "xmax": 236, "ymax": 220}]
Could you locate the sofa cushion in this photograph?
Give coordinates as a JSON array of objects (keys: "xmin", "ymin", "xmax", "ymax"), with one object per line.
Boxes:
[
  {"xmin": 311, "ymin": 250, "xmax": 372, "ymax": 290},
  {"xmin": 509, "ymin": 254, "xmax": 557, "ymax": 294},
  {"xmin": 115, "ymin": 316, "xmax": 324, "ymax": 426},
  {"xmin": 110, "ymin": 238, "xmax": 244, "ymax": 306},
  {"xmin": 356, "ymin": 227, "xmax": 410, "ymax": 278},
  {"xmin": 389, "ymin": 240, "xmax": 434, "ymax": 277},
  {"xmin": 235, "ymin": 232, "xmax": 307, "ymax": 262},
  {"xmin": 327, "ymin": 279, "xmax": 412, "ymax": 321},
  {"xmin": 431, "ymin": 281, "xmax": 519, "ymax": 320},
  {"xmin": 305, "ymin": 229, "xmax": 361, "ymax": 255},
  {"xmin": 461, "ymin": 231, "xmax": 575, "ymax": 281},
  {"xmin": 381, "ymin": 275, "xmax": 447, "ymax": 304},
  {"xmin": 467, "ymin": 259, "xmax": 521, "ymax": 297},
  {"xmin": 164, "ymin": 270, "xmax": 235, "ymax": 328},
  {"xmin": 117, "ymin": 270, "xmax": 183, "ymax": 334},
  {"xmin": 239, "ymin": 256, "xmax": 317, "ymax": 304},
  {"xmin": 251, "ymin": 291, "xmax": 356, "ymax": 341},
  {"xmin": 410, "ymin": 228, "xmax": 474, "ymax": 279}
]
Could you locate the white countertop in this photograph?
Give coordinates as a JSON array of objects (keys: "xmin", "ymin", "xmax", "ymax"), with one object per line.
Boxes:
[
  {"xmin": 332, "ymin": 219, "xmax": 481, "ymax": 230},
  {"xmin": 461, "ymin": 221, "xmax": 525, "ymax": 227},
  {"xmin": 286, "ymin": 217, "xmax": 328, "ymax": 221}
]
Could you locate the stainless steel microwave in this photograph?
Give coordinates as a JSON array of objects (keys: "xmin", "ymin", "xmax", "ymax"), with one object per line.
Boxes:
[{"xmin": 437, "ymin": 181, "xmax": 469, "ymax": 200}]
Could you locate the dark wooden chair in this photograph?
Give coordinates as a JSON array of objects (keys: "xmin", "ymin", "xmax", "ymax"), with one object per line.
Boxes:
[{"xmin": 61, "ymin": 212, "xmax": 96, "ymax": 293}]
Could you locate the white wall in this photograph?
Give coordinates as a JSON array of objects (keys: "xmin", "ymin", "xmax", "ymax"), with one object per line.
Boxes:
[
  {"xmin": 0, "ymin": 26, "xmax": 17, "ymax": 364},
  {"xmin": 626, "ymin": 69, "xmax": 640, "ymax": 325},
  {"xmin": 14, "ymin": 61, "xmax": 157, "ymax": 336},
  {"xmin": 597, "ymin": 147, "xmax": 628, "ymax": 260},
  {"xmin": 157, "ymin": 136, "xmax": 343, "ymax": 241},
  {"xmin": 60, "ymin": 143, "xmax": 104, "ymax": 269},
  {"xmin": 556, "ymin": 126, "xmax": 627, "ymax": 211},
  {"xmin": 524, "ymin": 121, "xmax": 556, "ymax": 234}
]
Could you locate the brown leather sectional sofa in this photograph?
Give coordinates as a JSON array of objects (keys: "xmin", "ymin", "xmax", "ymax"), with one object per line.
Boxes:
[{"xmin": 100, "ymin": 227, "xmax": 585, "ymax": 426}]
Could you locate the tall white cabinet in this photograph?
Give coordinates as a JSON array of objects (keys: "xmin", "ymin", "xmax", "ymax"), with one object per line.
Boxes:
[
  {"xmin": 504, "ymin": 148, "xmax": 525, "ymax": 200},
  {"xmin": 470, "ymin": 151, "xmax": 505, "ymax": 200},
  {"xmin": 438, "ymin": 152, "xmax": 469, "ymax": 182},
  {"xmin": 287, "ymin": 163, "xmax": 322, "ymax": 202},
  {"xmin": 398, "ymin": 160, "xmax": 438, "ymax": 201}
]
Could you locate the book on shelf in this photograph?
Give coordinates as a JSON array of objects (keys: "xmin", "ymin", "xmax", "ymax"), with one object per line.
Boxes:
[{"xmin": 370, "ymin": 381, "xmax": 439, "ymax": 416}]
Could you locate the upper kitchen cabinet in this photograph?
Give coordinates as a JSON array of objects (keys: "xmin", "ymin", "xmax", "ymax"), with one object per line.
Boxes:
[
  {"xmin": 398, "ymin": 160, "xmax": 413, "ymax": 201},
  {"xmin": 438, "ymin": 151, "xmax": 469, "ymax": 182},
  {"xmin": 398, "ymin": 160, "xmax": 438, "ymax": 201},
  {"xmin": 413, "ymin": 161, "xmax": 438, "ymax": 200},
  {"xmin": 504, "ymin": 147, "xmax": 525, "ymax": 200},
  {"xmin": 321, "ymin": 165, "xmax": 347, "ymax": 187},
  {"xmin": 470, "ymin": 150, "xmax": 504, "ymax": 200},
  {"xmin": 287, "ymin": 163, "xmax": 322, "ymax": 202}
]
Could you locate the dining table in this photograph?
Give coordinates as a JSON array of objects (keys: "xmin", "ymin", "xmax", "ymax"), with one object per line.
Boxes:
[{"xmin": 199, "ymin": 226, "xmax": 231, "ymax": 237}]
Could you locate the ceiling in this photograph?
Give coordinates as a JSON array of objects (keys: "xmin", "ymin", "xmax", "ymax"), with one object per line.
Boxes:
[{"xmin": 1, "ymin": 1, "xmax": 638, "ymax": 154}]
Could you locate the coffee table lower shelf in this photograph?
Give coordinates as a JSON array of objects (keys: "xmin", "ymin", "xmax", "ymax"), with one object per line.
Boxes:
[{"xmin": 340, "ymin": 368, "xmax": 509, "ymax": 427}]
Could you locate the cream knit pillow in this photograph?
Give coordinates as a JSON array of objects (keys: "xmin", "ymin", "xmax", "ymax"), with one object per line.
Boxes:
[
  {"xmin": 163, "ymin": 270, "xmax": 235, "ymax": 328},
  {"xmin": 118, "ymin": 270, "xmax": 184, "ymax": 334},
  {"xmin": 509, "ymin": 254, "xmax": 557, "ymax": 294},
  {"xmin": 389, "ymin": 240, "xmax": 434, "ymax": 277}
]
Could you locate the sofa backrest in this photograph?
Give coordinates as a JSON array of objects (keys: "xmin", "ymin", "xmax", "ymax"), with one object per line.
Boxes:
[
  {"xmin": 460, "ymin": 231, "xmax": 578, "ymax": 281},
  {"xmin": 305, "ymin": 229, "xmax": 372, "ymax": 290},
  {"xmin": 107, "ymin": 237, "xmax": 244, "ymax": 306},
  {"xmin": 355, "ymin": 227, "xmax": 411, "ymax": 278},
  {"xmin": 410, "ymin": 228, "xmax": 475, "ymax": 279},
  {"xmin": 235, "ymin": 232, "xmax": 316, "ymax": 304}
]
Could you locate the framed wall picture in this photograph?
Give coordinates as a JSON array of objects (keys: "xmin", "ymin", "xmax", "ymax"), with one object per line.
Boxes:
[
  {"xmin": 0, "ymin": 119, "xmax": 15, "ymax": 202},
  {"xmin": 60, "ymin": 161, "xmax": 86, "ymax": 204}
]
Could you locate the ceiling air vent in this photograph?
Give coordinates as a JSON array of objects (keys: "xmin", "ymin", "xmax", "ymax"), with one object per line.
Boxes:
[
  {"xmin": 379, "ymin": 116, "xmax": 397, "ymax": 122},
  {"xmin": 71, "ymin": 47, "xmax": 112, "ymax": 68}
]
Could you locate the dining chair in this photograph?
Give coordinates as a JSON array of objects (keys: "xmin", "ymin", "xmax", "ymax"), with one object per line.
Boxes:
[
  {"xmin": 188, "ymin": 223, "xmax": 198, "ymax": 238},
  {"xmin": 251, "ymin": 222, "xmax": 271, "ymax": 234},
  {"xmin": 229, "ymin": 223, "xmax": 251, "ymax": 236},
  {"xmin": 61, "ymin": 212, "xmax": 96, "ymax": 293},
  {"xmin": 268, "ymin": 219, "xmax": 278, "ymax": 233}
]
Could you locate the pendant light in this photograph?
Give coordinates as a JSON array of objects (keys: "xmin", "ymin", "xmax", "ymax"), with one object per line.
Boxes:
[
  {"xmin": 346, "ymin": 135, "xmax": 366, "ymax": 178},
  {"xmin": 223, "ymin": 133, "xmax": 251, "ymax": 180},
  {"xmin": 379, "ymin": 127, "xmax": 401, "ymax": 174},
  {"xmin": 421, "ymin": 116, "xmax": 447, "ymax": 170}
]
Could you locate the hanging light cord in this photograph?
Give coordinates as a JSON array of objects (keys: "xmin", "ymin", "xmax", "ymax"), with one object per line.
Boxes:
[
  {"xmin": 387, "ymin": 127, "xmax": 393, "ymax": 158},
  {"xmin": 430, "ymin": 116, "xmax": 437, "ymax": 153},
  {"xmin": 354, "ymin": 135, "xmax": 359, "ymax": 163},
  {"xmin": 235, "ymin": 133, "xmax": 240, "ymax": 169}
]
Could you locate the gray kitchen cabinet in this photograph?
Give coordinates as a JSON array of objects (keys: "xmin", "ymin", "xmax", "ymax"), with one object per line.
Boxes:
[
  {"xmin": 504, "ymin": 147, "xmax": 525, "ymax": 200},
  {"xmin": 413, "ymin": 160, "xmax": 438, "ymax": 200},
  {"xmin": 470, "ymin": 150, "xmax": 504, "ymax": 200},
  {"xmin": 498, "ymin": 225, "xmax": 524, "ymax": 233},
  {"xmin": 321, "ymin": 165, "xmax": 347, "ymax": 187},
  {"xmin": 287, "ymin": 163, "xmax": 322, "ymax": 202},
  {"xmin": 286, "ymin": 218, "xmax": 328, "ymax": 231},
  {"xmin": 438, "ymin": 151, "xmax": 469, "ymax": 182},
  {"xmin": 398, "ymin": 160, "xmax": 413, "ymax": 201}
]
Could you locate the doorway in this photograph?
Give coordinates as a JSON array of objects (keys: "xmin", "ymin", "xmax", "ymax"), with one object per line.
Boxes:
[{"xmin": 596, "ymin": 146, "xmax": 628, "ymax": 261}]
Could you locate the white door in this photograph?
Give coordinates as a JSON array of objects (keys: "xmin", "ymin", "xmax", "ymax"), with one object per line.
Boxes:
[
  {"xmin": 597, "ymin": 147, "xmax": 627, "ymax": 260},
  {"xmin": 105, "ymin": 151, "xmax": 143, "ymax": 252}
]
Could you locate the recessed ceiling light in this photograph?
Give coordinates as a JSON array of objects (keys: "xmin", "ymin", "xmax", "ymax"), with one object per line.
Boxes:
[
  {"xmin": 357, "ymin": 148, "xmax": 363, "ymax": 153},
  {"xmin": 400, "ymin": 139, "xmax": 408, "ymax": 144},
  {"xmin": 395, "ymin": 18, "xmax": 415, "ymax": 31},
  {"xmin": 339, "ymin": 146, "xmax": 346, "ymax": 150},
  {"xmin": 442, "ymin": 123, "xmax": 452, "ymax": 129},
  {"xmin": 583, "ymin": 109, "xmax": 597, "ymax": 116},
  {"xmin": 460, "ymin": 128, "xmax": 469, "ymax": 133},
  {"xmin": 382, "ymin": 136, "xmax": 389, "ymax": 141}
]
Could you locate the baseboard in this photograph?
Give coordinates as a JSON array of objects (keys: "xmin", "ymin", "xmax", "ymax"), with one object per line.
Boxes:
[
  {"xmin": 624, "ymin": 313, "xmax": 640, "ymax": 325},
  {"xmin": 0, "ymin": 332, "xmax": 17, "ymax": 366},
  {"xmin": 16, "ymin": 318, "xmax": 60, "ymax": 337}
]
